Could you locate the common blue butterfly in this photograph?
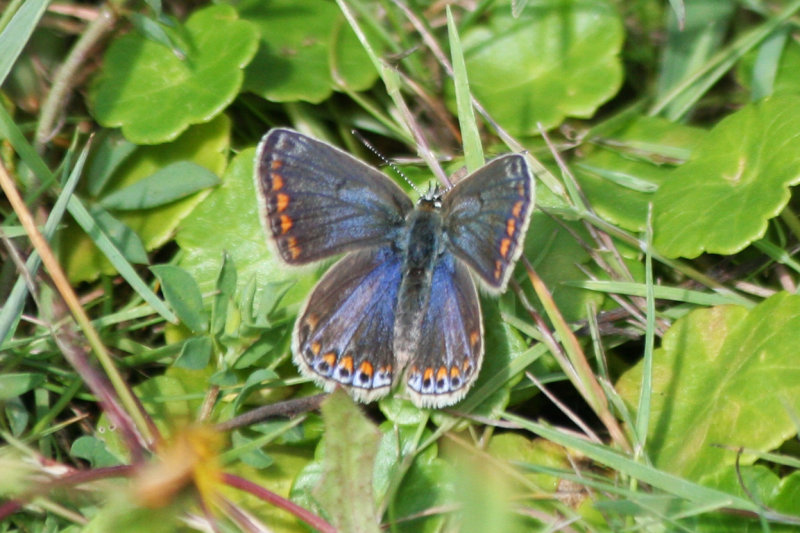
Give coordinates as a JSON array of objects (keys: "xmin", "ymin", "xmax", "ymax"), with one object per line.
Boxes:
[{"xmin": 254, "ymin": 129, "xmax": 534, "ymax": 408}]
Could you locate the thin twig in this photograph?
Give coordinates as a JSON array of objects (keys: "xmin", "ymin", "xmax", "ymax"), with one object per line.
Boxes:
[
  {"xmin": 215, "ymin": 394, "xmax": 327, "ymax": 432},
  {"xmin": 34, "ymin": 3, "xmax": 118, "ymax": 151}
]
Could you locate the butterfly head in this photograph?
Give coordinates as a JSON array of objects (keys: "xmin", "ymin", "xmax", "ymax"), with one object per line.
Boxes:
[{"xmin": 418, "ymin": 182, "xmax": 444, "ymax": 208}]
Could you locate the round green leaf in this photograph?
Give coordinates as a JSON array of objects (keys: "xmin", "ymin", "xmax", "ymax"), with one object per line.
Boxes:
[
  {"xmin": 455, "ymin": 0, "xmax": 624, "ymax": 135},
  {"xmin": 616, "ymin": 292, "xmax": 800, "ymax": 480},
  {"xmin": 237, "ymin": 0, "xmax": 378, "ymax": 103},
  {"xmin": 575, "ymin": 116, "xmax": 706, "ymax": 231},
  {"xmin": 653, "ymin": 95, "xmax": 800, "ymax": 258},
  {"xmin": 89, "ymin": 4, "xmax": 258, "ymax": 144}
]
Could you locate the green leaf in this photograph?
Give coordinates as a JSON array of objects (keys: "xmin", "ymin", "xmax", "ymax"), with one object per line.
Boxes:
[
  {"xmin": 454, "ymin": 0, "xmax": 624, "ymax": 135},
  {"xmin": 655, "ymin": 0, "xmax": 735, "ymax": 120},
  {"xmin": 232, "ymin": 368, "xmax": 279, "ymax": 411},
  {"xmin": 64, "ymin": 195, "xmax": 176, "ymax": 322},
  {"xmin": 0, "ymin": 373, "xmax": 45, "ymax": 400},
  {"xmin": 316, "ymin": 389, "xmax": 381, "ymax": 533},
  {"xmin": 176, "ymin": 147, "xmax": 314, "ymax": 305},
  {"xmin": 231, "ymin": 430, "xmax": 274, "ymax": 468},
  {"xmin": 0, "ymin": 0, "xmax": 49, "ymax": 87},
  {"xmin": 684, "ymin": 465, "xmax": 800, "ymax": 530},
  {"xmin": 211, "ymin": 252, "xmax": 237, "ymax": 336},
  {"xmin": 134, "ymin": 370, "xmax": 207, "ymax": 424},
  {"xmin": 653, "ymin": 95, "xmax": 800, "ymax": 258},
  {"xmin": 151, "ymin": 265, "xmax": 208, "ymax": 332},
  {"xmin": 616, "ymin": 292, "xmax": 800, "ymax": 480},
  {"xmin": 88, "ymin": 204, "xmax": 149, "ymax": 264},
  {"xmin": 129, "ymin": 12, "xmax": 187, "ymax": 59},
  {"xmin": 173, "ymin": 336, "xmax": 213, "ymax": 369},
  {"xmin": 771, "ymin": 471, "xmax": 800, "ymax": 515},
  {"xmin": 391, "ymin": 459, "xmax": 452, "ymax": 532},
  {"xmin": 488, "ymin": 433, "xmax": 564, "ymax": 493},
  {"xmin": 62, "ymin": 115, "xmax": 229, "ymax": 282},
  {"xmin": 89, "ymin": 4, "xmax": 258, "ymax": 144},
  {"xmin": 372, "ymin": 423, "xmax": 439, "ymax": 505},
  {"xmin": 99, "ymin": 161, "xmax": 219, "ymax": 211},
  {"xmin": 85, "ymin": 132, "xmax": 138, "ymax": 197},
  {"xmin": 70, "ymin": 436, "xmax": 123, "ymax": 468},
  {"xmin": 237, "ymin": 0, "xmax": 379, "ymax": 103},
  {"xmin": 520, "ymin": 214, "xmax": 605, "ymax": 321},
  {"xmin": 575, "ymin": 116, "xmax": 706, "ymax": 232},
  {"xmin": 738, "ymin": 35, "xmax": 800, "ymax": 98},
  {"xmin": 447, "ymin": 6, "xmax": 483, "ymax": 172}
]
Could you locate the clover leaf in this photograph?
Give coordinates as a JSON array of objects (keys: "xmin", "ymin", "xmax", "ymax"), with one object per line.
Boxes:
[
  {"xmin": 575, "ymin": 116, "xmax": 706, "ymax": 232},
  {"xmin": 90, "ymin": 4, "xmax": 258, "ymax": 144},
  {"xmin": 236, "ymin": 0, "xmax": 378, "ymax": 103},
  {"xmin": 653, "ymin": 95, "xmax": 800, "ymax": 258},
  {"xmin": 455, "ymin": 0, "xmax": 624, "ymax": 135}
]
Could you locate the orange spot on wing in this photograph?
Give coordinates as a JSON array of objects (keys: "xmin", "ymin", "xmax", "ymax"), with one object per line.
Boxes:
[
  {"xmin": 500, "ymin": 238, "xmax": 511, "ymax": 258},
  {"xmin": 494, "ymin": 260, "xmax": 503, "ymax": 280},
  {"xmin": 271, "ymin": 173, "xmax": 284, "ymax": 190},
  {"xmin": 280, "ymin": 214, "xmax": 293, "ymax": 234},
  {"xmin": 359, "ymin": 361, "xmax": 374, "ymax": 377},
  {"xmin": 506, "ymin": 218, "xmax": 516, "ymax": 237},
  {"xmin": 322, "ymin": 352, "xmax": 337, "ymax": 367},
  {"xmin": 436, "ymin": 366, "xmax": 447, "ymax": 382},
  {"xmin": 286, "ymin": 236, "xmax": 301, "ymax": 259},
  {"xmin": 310, "ymin": 342, "xmax": 321, "ymax": 356},
  {"xmin": 271, "ymin": 159, "xmax": 283, "ymax": 170},
  {"xmin": 512, "ymin": 201, "xmax": 524, "ymax": 218},
  {"xmin": 276, "ymin": 193, "xmax": 290, "ymax": 213},
  {"xmin": 469, "ymin": 331, "xmax": 480, "ymax": 348},
  {"xmin": 339, "ymin": 355, "xmax": 354, "ymax": 373},
  {"xmin": 423, "ymin": 367, "xmax": 434, "ymax": 381},
  {"xmin": 305, "ymin": 314, "xmax": 319, "ymax": 330},
  {"xmin": 450, "ymin": 366, "xmax": 461, "ymax": 379}
]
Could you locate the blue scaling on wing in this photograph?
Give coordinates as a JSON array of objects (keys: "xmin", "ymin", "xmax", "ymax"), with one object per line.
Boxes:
[
  {"xmin": 292, "ymin": 246, "xmax": 403, "ymax": 403},
  {"xmin": 406, "ymin": 252, "xmax": 483, "ymax": 408}
]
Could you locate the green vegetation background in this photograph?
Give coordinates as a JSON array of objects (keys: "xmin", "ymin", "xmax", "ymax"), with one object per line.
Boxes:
[{"xmin": 3, "ymin": 0, "xmax": 800, "ymax": 531}]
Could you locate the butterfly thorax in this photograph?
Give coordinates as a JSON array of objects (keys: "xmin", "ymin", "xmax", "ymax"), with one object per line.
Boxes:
[{"xmin": 394, "ymin": 202, "xmax": 445, "ymax": 367}]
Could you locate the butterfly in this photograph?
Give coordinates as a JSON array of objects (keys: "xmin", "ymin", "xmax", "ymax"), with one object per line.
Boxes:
[{"xmin": 254, "ymin": 129, "xmax": 534, "ymax": 408}]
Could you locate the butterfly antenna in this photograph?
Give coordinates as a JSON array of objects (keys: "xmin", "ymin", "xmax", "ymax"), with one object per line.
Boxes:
[{"xmin": 352, "ymin": 130, "xmax": 421, "ymax": 194}]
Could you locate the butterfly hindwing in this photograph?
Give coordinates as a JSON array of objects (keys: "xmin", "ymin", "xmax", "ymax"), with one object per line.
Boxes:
[
  {"xmin": 255, "ymin": 129, "xmax": 414, "ymax": 264},
  {"xmin": 406, "ymin": 252, "xmax": 483, "ymax": 408},
  {"xmin": 293, "ymin": 246, "xmax": 402, "ymax": 403},
  {"xmin": 442, "ymin": 154, "xmax": 534, "ymax": 291}
]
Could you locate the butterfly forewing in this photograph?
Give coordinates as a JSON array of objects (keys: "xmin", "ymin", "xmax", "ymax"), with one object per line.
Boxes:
[
  {"xmin": 255, "ymin": 129, "xmax": 414, "ymax": 264},
  {"xmin": 442, "ymin": 154, "xmax": 534, "ymax": 291},
  {"xmin": 406, "ymin": 253, "xmax": 483, "ymax": 408},
  {"xmin": 292, "ymin": 246, "xmax": 401, "ymax": 403}
]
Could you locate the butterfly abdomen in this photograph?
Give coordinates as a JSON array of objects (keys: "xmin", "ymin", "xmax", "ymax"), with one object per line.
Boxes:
[{"xmin": 394, "ymin": 206, "xmax": 444, "ymax": 366}]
